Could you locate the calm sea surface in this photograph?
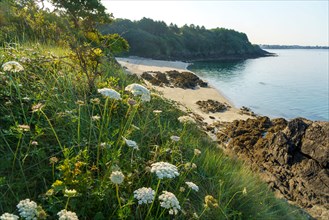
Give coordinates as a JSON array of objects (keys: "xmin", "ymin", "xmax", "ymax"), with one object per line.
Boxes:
[{"xmin": 188, "ymin": 49, "xmax": 329, "ymax": 121}]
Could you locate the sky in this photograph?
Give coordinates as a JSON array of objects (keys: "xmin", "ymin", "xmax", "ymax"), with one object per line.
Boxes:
[{"xmin": 101, "ymin": 0, "xmax": 329, "ymax": 46}]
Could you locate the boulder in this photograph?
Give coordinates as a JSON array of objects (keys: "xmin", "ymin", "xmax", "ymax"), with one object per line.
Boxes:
[
  {"xmin": 216, "ymin": 117, "xmax": 329, "ymax": 219},
  {"xmin": 196, "ymin": 99, "xmax": 231, "ymax": 113}
]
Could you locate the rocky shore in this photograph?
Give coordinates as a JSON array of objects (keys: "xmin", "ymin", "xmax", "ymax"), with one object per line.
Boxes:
[{"xmin": 212, "ymin": 117, "xmax": 329, "ymax": 219}]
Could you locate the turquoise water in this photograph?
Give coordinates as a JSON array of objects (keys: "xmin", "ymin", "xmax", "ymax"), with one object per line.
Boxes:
[{"xmin": 188, "ymin": 49, "xmax": 329, "ymax": 121}]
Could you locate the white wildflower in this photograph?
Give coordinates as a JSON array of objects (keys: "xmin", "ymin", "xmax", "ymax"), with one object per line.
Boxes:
[
  {"xmin": 150, "ymin": 162, "xmax": 179, "ymax": 179},
  {"xmin": 57, "ymin": 209, "xmax": 79, "ymax": 220},
  {"xmin": 32, "ymin": 103, "xmax": 44, "ymax": 112},
  {"xmin": 97, "ymin": 88, "xmax": 121, "ymax": 100},
  {"xmin": 159, "ymin": 191, "xmax": 181, "ymax": 215},
  {"xmin": 90, "ymin": 98, "xmax": 100, "ymax": 105},
  {"xmin": 0, "ymin": 213, "xmax": 19, "ymax": 220},
  {"xmin": 123, "ymin": 137, "xmax": 139, "ymax": 150},
  {"xmin": 125, "ymin": 83, "xmax": 151, "ymax": 102},
  {"xmin": 31, "ymin": 141, "xmax": 38, "ymax": 146},
  {"xmin": 91, "ymin": 115, "xmax": 101, "ymax": 121},
  {"xmin": 179, "ymin": 187, "xmax": 185, "ymax": 192},
  {"xmin": 185, "ymin": 181, "xmax": 199, "ymax": 192},
  {"xmin": 185, "ymin": 162, "xmax": 197, "ymax": 170},
  {"xmin": 64, "ymin": 189, "xmax": 77, "ymax": 197},
  {"xmin": 2, "ymin": 61, "xmax": 24, "ymax": 72},
  {"xmin": 17, "ymin": 199, "xmax": 38, "ymax": 220},
  {"xmin": 194, "ymin": 148, "xmax": 201, "ymax": 156},
  {"xmin": 153, "ymin": 110, "xmax": 162, "ymax": 114},
  {"xmin": 170, "ymin": 135, "xmax": 180, "ymax": 142},
  {"xmin": 110, "ymin": 171, "xmax": 125, "ymax": 184},
  {"xmin": 133, "ymin": 187, "xmax": 155, "ymax": 205},
  {"xmin": 178, "ymin": 116, "xmax": 196, "ymax": 124},
  {"xmin": 18, "ymin": 124, "xmax": 30, "ymax": 132}
]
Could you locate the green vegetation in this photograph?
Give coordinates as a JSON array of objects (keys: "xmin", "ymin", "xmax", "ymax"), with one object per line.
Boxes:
[
  {"xmin": 101, "ymin": 18, "xmax": 269, "ymax": 60},
  {"xmin": 0, "ymin": 0, "xmax": 307, "ymax": 219}
]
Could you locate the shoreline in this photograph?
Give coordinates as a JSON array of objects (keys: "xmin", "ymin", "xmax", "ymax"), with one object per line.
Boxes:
[{"xmin": 117, "ymin": 57, "xmax": 254, "ymax": 124}]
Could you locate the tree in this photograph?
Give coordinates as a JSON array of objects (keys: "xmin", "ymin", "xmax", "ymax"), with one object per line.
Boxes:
[{"xmin": 50, "ymin": 0, "xmax": 111, "ymax": 28}]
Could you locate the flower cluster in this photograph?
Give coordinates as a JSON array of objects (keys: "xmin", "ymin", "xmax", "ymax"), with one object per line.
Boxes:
[
  {"xmin": 57, "ymin": 209, "xmax": 79, "ymax": 220},
  {"xmin": 133, "ymin": 187, "xmax": 155, "ymax": 205},
  {"xmin": 185, "ymin": 181, "xmax": 199, "ymax": 192},
  {"xmin": 125, "ymin": 83, "xmax": 151, "ymax": 102},
  {"xmin": 178, "ymin": 116, "xmax": 196, "ymax": 124},
  {"xmin": 204, "ymin": 195, "xmax": 219, "ymax": 208},
  {"xmin": 123, "ymin": 137, "xmax": 139, "ymax": 150},
  {"xmin": 2, "ymin": 61, "xmax": 24, "ymax": 72},
  {"xmin": 0, "ymin": 213, "xmax": 19, "ymax": 220},
  {"xmin": 159, "ymin": 191, "xmax": 181, "ymax": 215},
  {"xmin": 17, "ymin": 199, "xmax": 38, "ymax": 220},
  {"xmin": 194, "ymin": 148, "xmax": 201, "ymax": 156},
  {"xmin": 150, "ymin": 162, "xmax": 179, "ymax": 179},
  {"xmin": 170, "ymin": 136, "xmax": 180, "ymax": 142},
  {"xmin": 64, "ymin": 189, "xmax": 77, "ymax": 197},
  {"xmin": 110, "ymin": 171, "xmax": 125, "ymax": 184},
  {"xmin": 97, "ymin": 88, "xmax": 121, "ymax": 100}
]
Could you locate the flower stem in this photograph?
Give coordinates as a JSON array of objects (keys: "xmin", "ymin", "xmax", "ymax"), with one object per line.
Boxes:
[
  {"xmin": 146, "ymin": 179, "xmax": 161, "ymax": 218},
  {"xmin": 115, "ymin": 184, "xmax": 122, "ymax": 208},
  {"xmin": 65, "ymin": 197, "xmax": 70, "ymax": 210}
]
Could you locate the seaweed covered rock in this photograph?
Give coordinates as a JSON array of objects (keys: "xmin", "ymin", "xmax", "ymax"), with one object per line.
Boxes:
[
  {"xmin": 217, "ymin": 117, "xmax": 329, "ymax": 219},
  {"xmin": 141, "ymin": 70, "xmax": 207, "ymax": 89},
  {"xmin": 141, "ymin": 71, "xmax": 170, "ymax": 86},
  {"xmin": 166, "ymin": 70, "xmax": 208, "ymax": 89},
  {"xmin": 196, "ymin": 99, "xmax": 231, "ymax": 113}
]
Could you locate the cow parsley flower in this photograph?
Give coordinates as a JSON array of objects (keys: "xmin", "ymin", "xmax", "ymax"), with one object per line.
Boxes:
[
  {"xmin": 158, "ymin": 191, "xmax": 181, "ymax": 215},
  {"xmin": 2, "ymin": 61, "xmax": 24, "ymax": 72},
  {"xmin": 64, "ymin": 189, "xmax": 77, "ymax": 197},
  {"xmin": 150, "ymin": 162, "xmax": 179, "ymax": 179},
  {"xmin": 123, "ymin": 137, "xmax": 139, "ymax": 150},
  {"xmin": 57, "ymin": 209, "xmax": 79, "ymax": 220},
  {"xmin": 17, "ymin": 199, "xmax": 38, "ymax": 220},
  {"xmin": 204, "ymin": 195, "xmax": 219, "ymax": 208},
  {"xmin": 170, "ymin": 135, "xmax": 180, "ymax": 142},
  {"xmin": 91, "ymin": 115, "xmax": 101, "ymax": 121},
  {"xmin": 125, "ymin": 83, "xmax": 151, "ymax": 102},
  {"xmin": 185, "ymin": 181, "xmax": 199, "ymax": 192},
  {"xmin": 0, "ymin": 213, "xmax": 19, "ymax": 220},
  {"xmin": 133, "ymin": 187, "xmax": 155, "ymax": 205},
  {"xmin": 110, "ymin": 171, "xmax": 125, "ymax": 184},
  {"xmin": 194, "ymin": 148, "xmax": 201, "ymax": 156},
  {"xmin": 178, "ymin": 116, "xmax": 196, "ymax": 124},
  {"xmin": 153, "ymin": 110, "xmax": 162, "ymax": 114},
  {"xmin": 97, "ymin": 88, "xmax": 121, "ymax": 100}
]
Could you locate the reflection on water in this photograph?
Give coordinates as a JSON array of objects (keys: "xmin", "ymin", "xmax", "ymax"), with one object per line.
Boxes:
[
  {"xmin": 188, "ymin": 49, "xmax": 329, "ymax": 121},
  {"xmin": 189, "ymin": 60, "xmax": 247, "ymax": 81}
]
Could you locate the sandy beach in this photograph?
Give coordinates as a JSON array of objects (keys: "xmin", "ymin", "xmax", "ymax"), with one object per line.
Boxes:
[{"xmin": 117, "ymin": 57, "xmax": 253, "ymax": 124}]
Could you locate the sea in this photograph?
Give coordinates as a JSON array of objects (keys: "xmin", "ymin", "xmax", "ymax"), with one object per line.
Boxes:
[{"xmin": 188, "ymin": 49, "xmax": 329, "ymax": 121}]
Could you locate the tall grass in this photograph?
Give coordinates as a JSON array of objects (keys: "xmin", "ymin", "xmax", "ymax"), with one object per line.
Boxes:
[{"xmin": 0, "ymin": 44, "xmax": 308, "ymax": 219}]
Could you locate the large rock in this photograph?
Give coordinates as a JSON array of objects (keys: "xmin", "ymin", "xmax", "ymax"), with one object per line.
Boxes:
[
  {"xmin": 301, "ymin": 121, "xmax": 329, "ymax": 168},
  {"xmin": 196, "ymin": 99, "xmax": 231, "ymax": 113},
  {"xmin": 217, "ymin": 117, "xmax": 329, "ymax": 219},
  {"xmin": 141, "ymin": 70, "xmax": 208, "ymax": 89}
]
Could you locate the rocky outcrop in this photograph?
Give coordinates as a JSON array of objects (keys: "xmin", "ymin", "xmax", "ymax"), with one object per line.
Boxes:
[
  {"xmin": 141, "ymin": 70, "xmax": 208, "ymax": 89},
  {"xmin": 196, "ymin": 99, "xmax": 231, "ymax": 113},
  {"xmin": 216, "ymin": 117, "xmax": 329, "ymax": 219}
]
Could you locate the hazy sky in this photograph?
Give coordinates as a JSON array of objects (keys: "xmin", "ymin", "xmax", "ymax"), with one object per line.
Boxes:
[{"xmin": 101, "ymin": 0, "xmax": 329, "ymax": 46}]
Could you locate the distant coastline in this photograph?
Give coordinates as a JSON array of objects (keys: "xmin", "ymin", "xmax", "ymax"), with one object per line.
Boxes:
[{"xmin": 260, "ymin": 44, "xmax": 329, "ymax": 49}]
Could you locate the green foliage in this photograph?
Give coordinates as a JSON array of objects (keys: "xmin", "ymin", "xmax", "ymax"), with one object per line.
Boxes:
[
  {"xmin": 50, "ymin": 0, "xmax": 111, "ymax": 27},
  {"xmin": 0, "ymin": 44, "xmax": 307, "ymax": 219},
  {"xmin": 0, "ymin": 0, "xmax": 69, "ymax": 44},
  {"xmin": 100, "ymin": 18, "xmax": 268, "ymax": 60}
]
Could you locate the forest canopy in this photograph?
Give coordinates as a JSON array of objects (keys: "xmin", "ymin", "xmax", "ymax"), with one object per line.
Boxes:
[{"xmin": 100, "ymin": 17, "xmax": 269, "ymax": 61}]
